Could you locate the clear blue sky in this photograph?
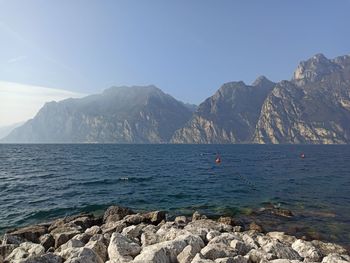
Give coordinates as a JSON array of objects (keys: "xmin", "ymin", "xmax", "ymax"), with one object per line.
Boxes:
[{"xmin": 0, "ymin": 0, "xmax": 349, "ymax": 104}]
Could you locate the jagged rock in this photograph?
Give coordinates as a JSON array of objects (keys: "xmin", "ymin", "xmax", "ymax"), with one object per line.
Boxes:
[
  {"xmin": 209, "ymin": 233, "xmax": 241, "ymax": 246},
  {"xmin": 71, "ymin": 233, "xmax": 92, "ymax": 244},
  {"xmin": 56, "ymin": 239, "xmax": 85, "ymax": 258},
  {"xmin": 207, "ymin": 231, "xmax": 222, "ymax": 242},
  {"xmin": 201, "ymin": 243, "xmax": 237, "ymax": 260},
  {"xmin": 185, "ymin": 219, "xmax": 232, "ymax": 242},
  {"xmin": 122, "ymin": 224, "xmax": 146, "ymax": 242},
  {"xmin": 85, "ymin": 226, "xmax": 102, "ymax": 236},
  {"xmin": 175, "ymin": 216, "xmax": 190, "ymax": 226},
  {"xmin": 134, "ymin": 234, "xmax": 203, "ymax": 263},
  {"xmin": 5, "ymin": 242, "xmax": 45, "ymax": 262},
  {"xmin": 230, "ymin": 240, "xmax": 250, "ymax": 255},
  {"xmin": 266, "ymin": 232, "xmax": 297, "ymax": 246},
  {"xmin": 143, "ymin": 211, "xmax": 166, "ymax": 225},
  {"xmin": 245, "ymin": 248, "xmax": 276, "ymax": 263},
  {"xmin": 322, "ymin": 253, "xmax": 350, "ymax": 263},
  {"xmin": 218, "ymin": 217, "xmax": 235, "ymax": 226},
  {"xmin": 241, "ymin": 234, "xmax": 259, "ymax": 250},
  {"xmin": 103, "ymin": 206, "xmax": 134, "ymax": 223},
  {"xmin": 291, "ymin": 239, "xmax": 322, "ymax": 262},
  {"xmin": 192, "ymin": 211, "xmax": 207, "ymax": 221},
  {"xmin": 141, "ymin": 226, "xmax": 159, "ymax": 247},
  {"xmin": 311, "ymin": 240, "xmax": 348, "ymax": 256},
  {"xmin": 63, "ymin": 247, "xmax": 103, "ymax": 263},
  {"xmin": 107, "ymin": 232, "xmax": 141, "ymax": 261},
  {"xmin": 0, "ymin": 244, "xmax": 17, "ymax": 261},
  {"xmin": 2, "ymin": 233, "xmax": 26, "ymax": 245},
  {"xmin": 51, "ymin": 225, "xmax": 82, "ymax": 248},
  {"xmin": 259, "ymin": 238, "xmax": 302, "ymax": 260},
  {"xmin": 102, "ymin": 220, "xmax": 128, "ymax": 234},
  {"xmin": 191, "ymin": 253, "xmax": 215, "ymax": 262},
  {"xmin": 177, "ymin": 244, "xmax": 202, "ymax": 263},
  {"xmin": 40, "ymin": 234, "xmax": 55, "ymax": 251},
  {"xmin": 124, "ymin": 214, "xmax": 144, "ymax": 225},
  {"xmin": 21, "ymin": 252, "xmax": 63, "ymax": 263},
  {"xmin": 7, "ymin": 225, "xmax": 48, "ymax": 243},
  {"xmin": 85, "ymin": 238, "xmax": 107, "ymax": 262},
  {"xmin": 215, "ymin": 256, "xmax": 249, "ymax": 263}
]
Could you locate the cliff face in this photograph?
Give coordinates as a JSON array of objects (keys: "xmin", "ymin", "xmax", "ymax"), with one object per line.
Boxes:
[
  {"xmin": 171, "ymin": 77, "xmax": 275, "ymax": 143},
  {"xmin": 253, "ymin": 54, "xmax": 350, "ymax": 144},
  {"xmin": 4, "ymin": 86, "xmax": 193, "ymax": 143}
]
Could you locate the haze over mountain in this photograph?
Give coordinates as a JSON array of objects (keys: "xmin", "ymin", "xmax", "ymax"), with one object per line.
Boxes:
[
  {"xmin": 3, "ymin": 86, "xmax": 194, "ymax": 143},
  {"xmin": 3, "ymin": 53, "xmax": 350, "ymax": 144}
]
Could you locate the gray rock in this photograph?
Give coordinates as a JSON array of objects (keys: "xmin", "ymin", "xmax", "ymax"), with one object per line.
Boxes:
[
  {"xmin": 322, "ymin": 253, "xmax": 350, "ymax": 263},
  {"xmin": 103, "ymin": 206, "xmax": 134, "ymax": 223},
  {"xmin": 124, "ymin": 214, "xmax": 144, "ymax": 225},
  {"xmin": 201, "ymin": 243, "xmax": 237, "ymax": 260},
  {"xmin": 101, "ymin": 220, "xmax": 128, "ymax": 234},
  {"xmin": 122, "ymin": 224, "xmax": 146, "ymax": 241},
  {"xmin": 245, "ymin": 248, "xmax": 276, "ymax": 263},
  {"xmin": 177, "ymin": 244, "xmax": 202, "ymax": 263},
  {"xmin": 192, "ymin": 211, "xmax": 207, "ymax": 221},
  {"xmin": 40, "ymin": 234, "xmax": 55, "ymax": 251},
  {"xmin": 209, "ymin": 233, "xmax": 241, "ymax": 246},
  {"xmin": 311, "ymin": 240, "xmax": 348, "ymax": 257},
  {"xmin": 215, "ymin": 256, "xmax": 248, "ymax": 263},
  {"xmin": 63, "ymin": 247, "xmax": 104, "ymax": 263},
  {"xmin": 191, "ymin": 253, "xmax": 215, "ymax": 262},
  {"xmin": 107, "ymin": 232, "xmax": 141, "ymax": 261},
  {"xmin": 260, "ymin": 239, "xmax": 302, "ymax": 260},
  {"xmin": 0, "ymin": 244, "xmax": 17, "ymax": 260},
  {"xmin": 143, "ymin": 211, "xmax": 166, "ymax": 225},
  {"xmin": 207, "ymin": 231, "xmax": 222, "ymax": 242},
  {"xmin": 85, "ymin": 238, "xmax": 107, "ymax": 262},
  {"xmin": 2, "ymin": 233, "xmax": 26, "ymax": 245},
  {"xmin": 266, "ymin": 232, "xmax": 297, "ymax": 246},
  {"xmin": 5, "ymin": 242, "xmax": 45, "ymax": 263},
  {"xmin": 230, "ymin": 240, "xmax": 250, "ymax": 255},
  {"xmin": 292, "ymin": 239, "xmax": 322, "ymax": 262},
  {"xmin": 85, "ymin": 226, "xmax": 102, "ymax": 236},
  {"xmin": 7, "ymin": 225, "xmax": 48, "ymax": 243},
  {"xmin": 21, "ymin": 252, "xmax": 63, "ymax": 263},
  {"xmin": 71, "ymin": 233, "xmax": 91, "ymax": 244},
  {"xmin": 51, "ymin": 225, "xmax": 82, "ymax": 248}
]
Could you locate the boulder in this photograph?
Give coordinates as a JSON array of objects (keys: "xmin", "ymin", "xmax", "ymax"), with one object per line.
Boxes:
[
  {"xmin": 40, "ymin": 234, "xmax": 55, "ymax": 251},
  {"xmin": 192, "ymin": 211, "xmax": 207, "ymax": 221},
  {"xmin": 1, "ymin": 233, "xmax": 26, "ymax": 245},
  {"xmin": 209, "ymin": 233, "xmax": 241, "ymax": 246},
  {"xmin": 7, "ymin": 225, "xmax": 48, "ymax": 243},
  {"xmin": 63, "ymin": 247, "xmax": 104, "ymax": 263},
  {"xmin": 0, "ymin": 244, "xmax": 17, "ymax": 260},
  {"xmin": 71, "ymin": 233, "xmax": 91, "ymax": 244},
  {"xmin": 122, "ymin": 224, "xmax": 146, "ymax": 241},
  {"xmin": 230, "ymin": 240, "xmax": 250, "ymax": 255},
  {"xmin": 175, "ymin": 216, "xmax": 190, "ymax": 227},
  {"xmin": 143, "ymin": 211, "xmax": 166, "ymax": 225},
  {"xmin": 191, "ymin": 253, "xmax": 215, "ymax": 262},
  {"xmin": 85, "ymin": 226, "xmax": 102, "ymax": 236},
  {"xmin": 292, "ymin": 239, "xmax": 322, "ymax": 262},
  {"xmin": 311, "ymin": 240, "xmax": 348, "ymax": 256},
  {"xmin": 201, "ymin": 243, "xmax": 237, "ymax": 260},
  {"xmin": 85, "ymin": 238, "xmax": 107, "ymax": 262},
  {"xmin": 266, "ymin": 232, "xmax": 297, "ymax": 246},
  {"xmin": 245, "ymin": 248, "xmax": 276, "ymax": 263},
  {"xmin": 141, "ymin": 229, "xmax": 159, "ymax": 247},
  {"xmin": 207, "ymin": 231, "xmax": 222, "ymax": 242},
  {"xmin": 51, "ymin": 225, "xmax": 83, "ymax": 248},
  {"xmin": 185, "ymin": 219, "xmax": 232, "ymax": 242},
  {"xmin": 103, "ymin": 206, "xmax": 134, "ymax": 224},
  {"xmin": 107, "ymin": 232, "xmax": 141, "ymax": 261},
  {"xmin": 5, "ymin": 242, "xmax": 45, "ymax": 262},
  {"xmin": 101, "ymin": 220, "xmax": 128, "ymax": 234},
  {"xmin": 259, "ymin": 239, "xmax": 302, "ymax": 260},
  {"xmin": 218, "ymin": 217, "xmax": 235, "ymax": 226},
  {"xmin": 322, "ymin": 253, "xmax": 350, "ymax": 263},
  {"xmin": 124, "ymin": 214, "xmax": 145, "ymax": 225},
  {"xmin": 177, "ymin": 244, "xmax": 202, "ymax": 263},
  {"xmin": 241, "ymin": 233, "xmax": 259, "ymax": 250},
  {"xmin": 21, "ymin": 252, "xmax": 63, "ymax": 263}
]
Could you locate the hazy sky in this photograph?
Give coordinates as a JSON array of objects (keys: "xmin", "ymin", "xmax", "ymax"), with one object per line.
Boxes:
[{"xmin": 0, "ymin": 0, "xmax": 350, "ymax": 125}]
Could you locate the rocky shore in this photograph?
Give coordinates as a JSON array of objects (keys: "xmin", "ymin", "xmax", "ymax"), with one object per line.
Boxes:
[{"xmin": 0, "ymin": 206, "xmax": 349, "ymax": 263}]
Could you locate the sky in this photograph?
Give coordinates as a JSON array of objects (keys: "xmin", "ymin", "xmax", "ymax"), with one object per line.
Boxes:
[{"xmin": 0, "ymin": 0, "xmax": 350, "ymax": 126}]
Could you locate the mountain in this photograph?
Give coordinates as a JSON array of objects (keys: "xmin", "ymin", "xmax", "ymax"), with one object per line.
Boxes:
[
  {"xmin": 3, "ymin": 85, "xmax": 193, "ymax": 143},
  {"xmin": 171, "ymin": 76, "xmax": 275, "ymax": 143},
  {"xmin": 253, "ymin": 54, "xmax": 350, "ymax": 144},
  {"xmin": 0, "ymin": 122, "xmax": 25, "ymax": 140}
]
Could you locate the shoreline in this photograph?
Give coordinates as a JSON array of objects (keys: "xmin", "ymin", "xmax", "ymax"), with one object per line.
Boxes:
[{"xmin": 1, "ymin": 205, "xmax": 349, "ymax": 263}]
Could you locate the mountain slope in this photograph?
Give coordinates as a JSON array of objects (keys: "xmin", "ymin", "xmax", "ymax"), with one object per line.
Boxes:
[
  {"xmin": 253, "ymin": 54, "xmax": 350, "ymax": 144},
  {"xmin": 3, "ymin": 85, "xmax": 193, "ymax": 143},
  {"xmin": 171, "ymin": 76, "xmax": 275, "ymax": 143}
]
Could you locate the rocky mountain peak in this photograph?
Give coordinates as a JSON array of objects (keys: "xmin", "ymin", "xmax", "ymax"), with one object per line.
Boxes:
[
  {"xmin": 252, "ymin": 75, "xmax": 274, "ymax": 87},
  {"xmin": 292, "ymin": 53, "xmax": 341, "ymax": 83}
]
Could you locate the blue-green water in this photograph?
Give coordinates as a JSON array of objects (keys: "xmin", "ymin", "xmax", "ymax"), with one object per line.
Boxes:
[{"xmin": 0, "ymin": 145, "xmax": 349, "ymax": 246}]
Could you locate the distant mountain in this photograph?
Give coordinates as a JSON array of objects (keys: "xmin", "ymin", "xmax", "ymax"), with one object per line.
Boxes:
[
  {"xmin": 253, "ymin": 54, "xmax": 350, "ymax": 144},
  {"xmin": 171, "ymin": 76, "xmax": 275, "ymax": 143},
  {"xmin": 3, "ymin": 53, "xmax": 350, "ymax": 144},
  {"xmin": 3, "ymin": 85, "xmax": 193, "ymax": 143},
  {"xmin": 0, "ymin": 122, "xmax": 25, "ymax": 140}
]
